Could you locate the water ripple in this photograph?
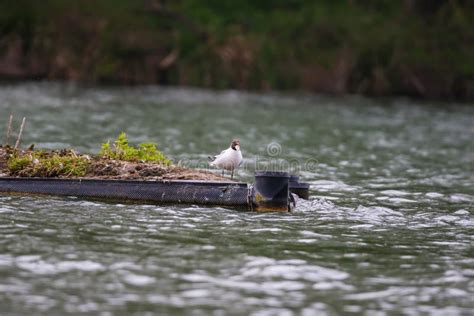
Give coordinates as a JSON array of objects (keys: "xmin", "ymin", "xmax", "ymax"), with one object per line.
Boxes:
[{"xmin": 1, "ymin": 83, "xmax": 473, "ymax": 314}]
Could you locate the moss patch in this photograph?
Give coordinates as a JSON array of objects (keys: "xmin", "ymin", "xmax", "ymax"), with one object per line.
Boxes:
[{"xmin": 7, "ymin": 149, "xmax": 90, "ymax": 177}]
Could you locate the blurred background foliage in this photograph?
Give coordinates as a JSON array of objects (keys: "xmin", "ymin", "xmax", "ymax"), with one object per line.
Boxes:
[{"xmin": 0, "ymin": 0, "xmax": 473, "ymax": 99}]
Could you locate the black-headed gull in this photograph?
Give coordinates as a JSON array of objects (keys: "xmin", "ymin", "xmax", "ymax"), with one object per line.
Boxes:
[{"xmin": 209, "ymin": 139, "xmax": 243, "ymax": 179}]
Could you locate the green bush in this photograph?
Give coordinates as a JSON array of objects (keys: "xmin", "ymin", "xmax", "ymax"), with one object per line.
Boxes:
[{"xmin": 100, "ymin": 132, "xmax": 172, "ymax": 165}]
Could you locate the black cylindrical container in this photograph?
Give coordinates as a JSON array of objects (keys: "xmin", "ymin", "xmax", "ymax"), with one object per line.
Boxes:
[
  {"xmin": 253, "ymin": 171, "xmax": 290, "ymax": 211},
  {"xmin": 289, "ymin": 182, "xmax": 310, "ymax": 200},
  {"xmin": 288, "ymin": 174, "xmax": 310, "ymax": 200},
  {"xmin": 289, "ymin": 175, "xmax": 299, "ymax": 185}
]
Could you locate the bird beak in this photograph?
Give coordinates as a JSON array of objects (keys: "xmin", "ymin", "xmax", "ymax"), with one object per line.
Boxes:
[{"xmin": 236, "ymin": 145, "xmax": 240, "ymax": 151}]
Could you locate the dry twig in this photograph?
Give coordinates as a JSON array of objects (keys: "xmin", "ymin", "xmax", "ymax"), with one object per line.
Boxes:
[
  {"xmin": 14, "ymin": 117, "xmax": 26, "ymax": 150},
  {"xmin": 5, "ymin": 114, "xmax": 13, "ymax": 145}
]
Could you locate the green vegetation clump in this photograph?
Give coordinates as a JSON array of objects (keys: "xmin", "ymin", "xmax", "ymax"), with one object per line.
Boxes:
[
  {"xmin": 7, "ymin": 155, "xmax": 31, "ymax": 172},
  {"xmin": 4, "ymin": 133, "xmax": 172, "ymax": 177},
  {"xmin": 100, "ymin": 132, "xmax": 172, "ymax": 165},
  {"xmin": 7, "ymin": 151, "xmax": 89, "ymax": 177}
]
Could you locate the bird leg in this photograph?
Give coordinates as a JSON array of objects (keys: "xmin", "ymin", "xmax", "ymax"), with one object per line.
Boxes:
[
  {"xmin": 231, "ymin": 169, "xmax": 234, "ymax": 180},
  {"xmin": 221, "ymin": 169, "xmax": 224, "ymax": 177}
]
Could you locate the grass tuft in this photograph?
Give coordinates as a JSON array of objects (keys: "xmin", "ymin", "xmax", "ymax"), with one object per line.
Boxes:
[{"xmin": 7, "ymin": 151, "xmax": 89, "ymax": 177}]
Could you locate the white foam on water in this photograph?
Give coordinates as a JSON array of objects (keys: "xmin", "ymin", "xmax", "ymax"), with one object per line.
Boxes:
[
  {"xmin": 16, "ymin": 257, "xmax": 105, "ymax": 275},
  {"xmin": 309, "ymin": 180, "xmax": 360, "ymax": 192},
  {"xmin": 122, "ymin": 274, "xmax": 156, "ymax": 287},
  {"xmin": 0, "ymin": 206, "xmax": 15, "ymax": 213},
  {"xmin": 454, "ymin": 209, "xmax": 469, "ymax": 215},
  {"xmin": 299, "ymin": 230, "xmax": 332, "ymax": 239},
  {"xmin": 387, "ymin": 197, "xmax": 417, "ymax": 204},
  {"xmin": 350, "ymin": 205, "xmax": 405, "ymax": 225},
  {"xmin": 293, "ymin": 197, "xmax": 336, "ymax": 213},
  {"xmin": 380, "ymin": 190, "xmax": 411, "ymax": 196},
  {"xmin": 344, "ymin": 287, "xmax": 417, "ymax": 301},
  {"xmin": 426, "ymin": 192, "xmax": 444, "ymax": 198},
  {"xmin": 241, "ymin": 257, "xmax": 349, "ymax": 282},
  {"xmin": 449, "ymin": 194, "xmax": 474, "ymax": 203},
  {"xmin": 0, "ymin": 254, "xmax": 13, "ymax": 267}
]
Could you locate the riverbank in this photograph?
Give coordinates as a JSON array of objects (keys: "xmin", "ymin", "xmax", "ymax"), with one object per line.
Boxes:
[{"xmin": 1, "ymin": 1, "xmax": 472, "ymax": 101}]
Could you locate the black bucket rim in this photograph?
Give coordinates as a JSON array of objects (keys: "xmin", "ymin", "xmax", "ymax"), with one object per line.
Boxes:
[
  {"xmin": 255, "ymin": 171, "xmax": 290, "ymax": 178},
  {"xmin": 289, "ymin": 182, "xmax": 310, "ymax": 189},
  {"xmin": 289, "ymin": 175, "xmax": 300, "ymax": 182}
]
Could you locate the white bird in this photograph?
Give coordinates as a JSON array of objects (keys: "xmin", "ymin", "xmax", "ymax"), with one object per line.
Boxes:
[{"xmin": 209, "ymin": 139, "xmax": 243, "ymax": 179}]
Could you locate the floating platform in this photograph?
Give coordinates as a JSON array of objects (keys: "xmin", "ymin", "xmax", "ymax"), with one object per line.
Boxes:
[{"xmin": 0, "ymin": 172, "xmax": 310, "ymax": 212}]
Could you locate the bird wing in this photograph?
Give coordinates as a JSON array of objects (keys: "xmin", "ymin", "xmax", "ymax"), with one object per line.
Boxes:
[
  {"xmin": 212, "ymin": 148, "xmax": 235, "ymax": 166},
  {"xmin": 211, "ymin": 149, "xmax": 227, "ymax": 160},
  {"xmin": 209, "ymin": 148, "xmax": 228, "ymax": 163}
]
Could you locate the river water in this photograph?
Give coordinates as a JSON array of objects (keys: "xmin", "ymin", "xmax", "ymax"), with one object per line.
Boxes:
[{"xmin": 0, "ymin": 83, "xmax": 473, "ymax": 315}]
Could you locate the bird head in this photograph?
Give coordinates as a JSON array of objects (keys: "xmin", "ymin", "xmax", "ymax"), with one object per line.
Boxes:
[{"xmin": 231, "ymin": 139, "xmax": 240, "ymax": 151}]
